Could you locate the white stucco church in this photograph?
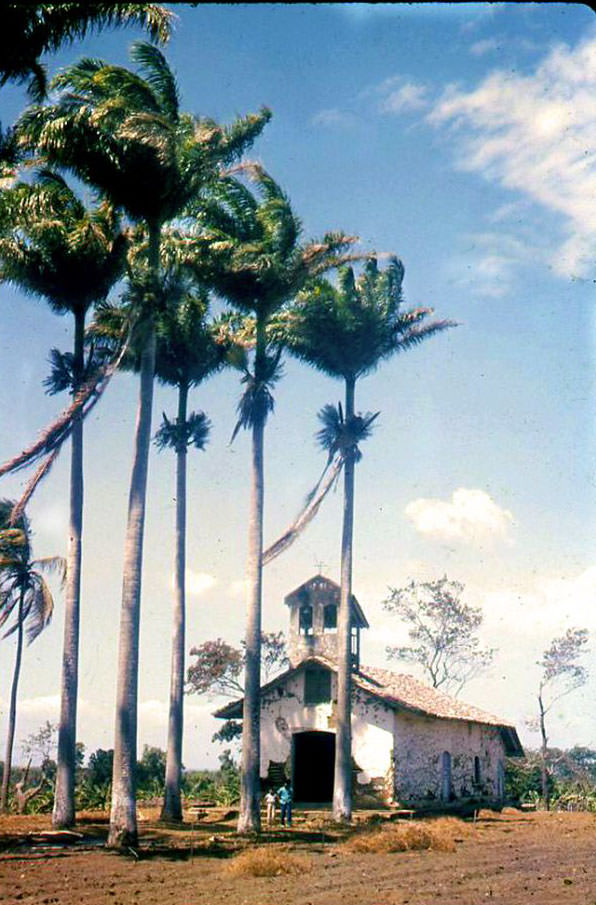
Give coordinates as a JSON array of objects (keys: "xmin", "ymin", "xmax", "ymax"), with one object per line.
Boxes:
[{"xmin": 215, "ymin": 574, "xmax": 523, "ymax": 808}]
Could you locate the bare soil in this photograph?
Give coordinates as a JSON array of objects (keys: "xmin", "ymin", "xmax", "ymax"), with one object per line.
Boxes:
[{"xmin": 1, "ymin": 807, "xmax": 595, "ymax": 905}]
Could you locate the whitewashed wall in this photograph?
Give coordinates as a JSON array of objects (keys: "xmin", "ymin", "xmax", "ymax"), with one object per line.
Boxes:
[{"xmin": 259, "ymin": 673, "xmax": 393, "ymax": 784}]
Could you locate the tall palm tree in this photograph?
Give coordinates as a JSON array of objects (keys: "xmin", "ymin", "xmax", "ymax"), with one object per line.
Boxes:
[
  {"xmin": 190, "ymin": 165, "xmax": 359, "ymax": 832},
  {"xmin": 286, "ymin": 257, "xmax": 455, "ymax": 821},
  {"xmin": 153, "ymin": 275, "xmax": 227, "ymax": 822},
  {"xmin": 0, "ymin": 500, "xmax": 65, "ymax": 812},
  {"xmin": 17, "ymin": 43, "xmax": 270, "ymax": 848},
  {"xmin": 1, "ymin": 3, "xmax": 172, "ymax": 101},
  {"xmin": 0, "ymin": 172, "xmax": 127, "ymax": 828}
]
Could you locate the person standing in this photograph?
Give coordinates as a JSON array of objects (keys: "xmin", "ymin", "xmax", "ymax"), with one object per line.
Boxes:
[
  {"xmin": 265, "ymin": 789, "xmax": 276, "ymax": 826},
  {"xmin": 277, "ymin": 781, "xmax": 293, "ymax": 827}
]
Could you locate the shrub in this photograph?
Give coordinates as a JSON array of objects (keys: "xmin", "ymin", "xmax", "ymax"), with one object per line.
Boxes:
[{"xmin": 228, "ymin": 846, "xmax": 310, "ymax": 877}]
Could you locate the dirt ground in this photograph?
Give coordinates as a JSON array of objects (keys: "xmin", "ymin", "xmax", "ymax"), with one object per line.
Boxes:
[{"xmin": 1, "ymin": 807, "xmax": 595, "ymax": 905}]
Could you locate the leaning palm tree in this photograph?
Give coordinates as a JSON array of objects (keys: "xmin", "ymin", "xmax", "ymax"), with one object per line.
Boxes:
[
  {"xmin": 17, "ymin": 42, "xmax": 269, "ymax": 848},
  {"xmin": 189, "ymin": 165, "xmax": 359, "ymax": 832},
  {"xmin": 0, "ymin": 500, "xmax": 65, "ymax": 812},
  {"xmin": 0, "ymin": 172, "xmax": 127, "ymax": 829},
  {"xmin": 286, "ymin": 257, "xmax": 455, "ymax": 821},
  {"xmin": 151, "ymin": 272, "xmax": 227, "ymax": 822}
]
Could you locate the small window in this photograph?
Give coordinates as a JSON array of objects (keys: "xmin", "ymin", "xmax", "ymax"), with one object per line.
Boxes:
[
  {"xmin": 304, "ymin": 668, "xmax": 331, "ymax": 705},
  {"xmin": 323, "ymin": 604, "xmax": 337, "ymax": 632},
  {"xmin": 473, "ymin": 756, "xmax": 481, "ymax": 785},
  {"xmin": 299, "ymin": 605, "xmax": 313, "ymax": 635}
]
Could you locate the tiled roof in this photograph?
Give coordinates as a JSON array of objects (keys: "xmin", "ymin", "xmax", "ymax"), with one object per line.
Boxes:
[
  {"xmin": 215, "ymin": 655, "xmax": 520, "ymax": 733},
  {"xmin": 354, "ymin": 664, "xmax": 509, "ymax": 727}
]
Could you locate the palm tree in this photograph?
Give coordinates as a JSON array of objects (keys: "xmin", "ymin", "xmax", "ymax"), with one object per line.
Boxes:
[
  {"xmin": 152, "ymin": 274, "xmax": 227, "ymax": 822},
  {"xmin": 1, "ymin": 3, "xmax": 172, "ymax": 101},
  {"xmin": 190, "ymin": 165, "xmax": 359, "ymax": 832},
  {"xmin": 0, "ymin": 500, "xmax": 65, "ymax": 812},
  {"xmin": 0, "ymin": 172, "xmax": 127, "ymax": 828},
  {"xmin": 17, "ymin": 43, "xmax": 270, "ymax": 848},
  {"xmin": 286, "ymin": 257, "xmax": 455, "ymax": 821}
]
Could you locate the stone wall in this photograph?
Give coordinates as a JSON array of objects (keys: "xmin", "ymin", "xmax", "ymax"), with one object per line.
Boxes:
[{"xmin": 393, "ymin": 710, "xmax": 506, "ymax": 805}]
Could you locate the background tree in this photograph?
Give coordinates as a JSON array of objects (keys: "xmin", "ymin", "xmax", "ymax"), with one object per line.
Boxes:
[
  {"xmin": 187, "ymin": 632, "xmax": 289, "ymax": 751},
  {"xmin": 0, "ymin": 501, "xmax": 65, "ymax": 812},
  {"xmin": 285, "ymin": 257, "xmax": 454, "ymax": 821},
  {"xmin": 0, "ymin": 3, "xmax": 172, "ymax": 101},
  {"xmin": 18, "ymin": 42, "xmax": 270, "ymax": 849},
  {"xmin": 193, "ymin": 164, "xmax": 357, "ymax": 832},
  {"xmin": 534, "ymin": 628, "xmax": 588, "ymax": 810},
  {"xmin": 187, "ymin": 631, "xmax": 289, "ymax": 697},
  {"xmin": 383, "ymin": 576, "xmax": 495, "ymax": 695},
  {"xmin": 0, "ymin": 171, "xmax": 127, "ymax": 829}
]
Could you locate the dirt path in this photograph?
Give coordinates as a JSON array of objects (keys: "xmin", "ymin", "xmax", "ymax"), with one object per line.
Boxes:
[{"xmin": 1, "ymin": 810, "xmax": 595, "ymax": 905}]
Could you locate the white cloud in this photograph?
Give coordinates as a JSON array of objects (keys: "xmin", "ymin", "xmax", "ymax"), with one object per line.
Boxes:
[
  {"xmin": 405, "ymin": 488, "xmax": 515, "ymax": 544},
  {"xmin": 170, "ymin": 569, "xmax": 216, "ymax": 596},
  {"xmin": 428, "ymin": 35, "xmax": 596, "ymax": 278},
  {"xmin": 469, "ymin": 38, "xmax": 499, "ymax": 57},
  {"xmin": 16, "ymin": 694, "xmax": 60, "ymax": 717},
  {"xmin": 379, "ymin": 81, "xmax": 428, "ymax": 114}
]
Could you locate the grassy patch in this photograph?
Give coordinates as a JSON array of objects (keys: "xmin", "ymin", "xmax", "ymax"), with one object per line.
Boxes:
[
  {"xmin": 344, "ymin": 818, "xmax": 465, "ymax": 854},
  {"xmin": 227, "ymin": 845, "xmax": 311, "ymax": 877}
]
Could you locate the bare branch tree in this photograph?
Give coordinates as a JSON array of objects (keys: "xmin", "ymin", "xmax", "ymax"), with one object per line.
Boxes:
[
  {"xmin": 383, "ymin": 576, "xmax": 495, "ymax": 695},
  {"xmin": 536, "ymin": 628, "xmax": 589, "ymax": 810}
]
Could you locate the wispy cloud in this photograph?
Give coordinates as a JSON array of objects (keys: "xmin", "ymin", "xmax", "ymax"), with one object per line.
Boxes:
[
  {"xmin": 379, "ymin": 81, "xmax": 428, "ymax": 114},
  {"xmin": 445, "ymin": 230, "xmax": 530, "ymax": 298},
  {"xmin": 428, "ymin": 35, "xmax": 596, "ymax": 278},
  {"xmin": 405, "ymin": 488, "xmax": 515, "ymax": 545},
  {"xmin": 469, "ymin": 38, "xmax": 499, "ymax": 57},
  {"xmin": 311, "ymin": 107, "xmax": 357, "ymax": 129}
]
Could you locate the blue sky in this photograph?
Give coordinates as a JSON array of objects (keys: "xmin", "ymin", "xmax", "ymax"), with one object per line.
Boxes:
[{"xmin": 1, "ymin": 3, "xmax": 595, "ymax": 768}]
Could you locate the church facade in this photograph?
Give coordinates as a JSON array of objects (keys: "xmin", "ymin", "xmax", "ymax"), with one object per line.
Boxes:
[{"xmin": 216, "ymin": 574, "xmax": 523, "ymax": 808}]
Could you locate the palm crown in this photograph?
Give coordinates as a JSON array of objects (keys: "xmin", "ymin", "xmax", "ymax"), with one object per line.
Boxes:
[
  {"xmin": 17, "ymin": 43, "xmax": 271, "ymax": 231},
  {"xmin": 285, "ymin": 256, "xmax": 454, "ymax": 383},
  {"xmin": 193, "ymin": 164, "xmax": 358, "ymax": 316},
  {"xmin": 0, "ymin": 170, "xmax": 126, "ymax": 318},
  {"xmin": 0, "ymin": 500, "xmax": 64, "ymax": 645}
]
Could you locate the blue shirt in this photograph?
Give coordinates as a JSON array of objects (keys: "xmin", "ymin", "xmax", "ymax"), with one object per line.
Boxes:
[{"xmin": 277, "ymin": 785, "xmax": 292, "ymax": 804}]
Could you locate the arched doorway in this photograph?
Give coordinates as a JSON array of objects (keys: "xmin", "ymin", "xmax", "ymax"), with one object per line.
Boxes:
[{"xmin": 292, "ymin": 731, "xmax": 335, "ymax": 802}]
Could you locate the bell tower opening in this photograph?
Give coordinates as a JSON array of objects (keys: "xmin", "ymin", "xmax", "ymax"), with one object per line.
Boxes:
[{"xmin": 284, "ymin": 574, "xmax": 369, "ymax": 668}]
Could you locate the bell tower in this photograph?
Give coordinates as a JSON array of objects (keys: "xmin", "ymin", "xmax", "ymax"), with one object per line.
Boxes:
[{"xmin": 284, "ymin": 573, "xmax": 369, "ymax": 670}]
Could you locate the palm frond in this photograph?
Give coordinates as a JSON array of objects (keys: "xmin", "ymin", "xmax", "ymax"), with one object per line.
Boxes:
[
  {"xmin": 263, "ymin": 455, "xmax": 344, "ymax": 566},
  {"xmin": 130, "ymin": 41, "xmax": 179, "ymax": 121}
]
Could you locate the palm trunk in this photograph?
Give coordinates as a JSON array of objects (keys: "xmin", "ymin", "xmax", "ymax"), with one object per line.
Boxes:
[
  {"xmin": 238, "ymin": 319, "xmax": 266, "ymax": 834},
  {"xmin": 538, "ymin": 687, "xmax": 549, "ymax": 810},
  {"xmin": 161, "ymin": 382, "xmax": 188, "ymax": 822},
  {"xmin": 107, "ymin": 225, "xmax": 159, "ymax": 849},
  {"xmin": 53, "ymin": 307, "xmax": 85, "ymax": 829},
  {"xmin": 1, "ymin": 589, "xmax": 25, "ymax": 812},
  {"xmin": 333, "ymin": 375, "xmax": 355, "ymax": 822}
]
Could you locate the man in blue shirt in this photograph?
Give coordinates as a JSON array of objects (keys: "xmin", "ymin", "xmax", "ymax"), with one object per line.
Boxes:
[{"xmin": 277, "ymin": 781, "xmax": 293, "ymax": 827}]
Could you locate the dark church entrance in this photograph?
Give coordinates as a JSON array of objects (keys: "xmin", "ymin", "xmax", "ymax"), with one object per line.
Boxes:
[{"xmin": 292, "ymin": 731, "xmax": 335, "ymax": 802}]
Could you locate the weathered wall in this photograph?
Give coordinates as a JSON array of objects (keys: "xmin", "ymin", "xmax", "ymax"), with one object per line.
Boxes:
[
  {"xmin": 259, "ymin": 672, "xmax": 394, "ymax": 790},
  {"xmin": 393, "ymin": 710, "xmax": 506, "ymax": 804}
]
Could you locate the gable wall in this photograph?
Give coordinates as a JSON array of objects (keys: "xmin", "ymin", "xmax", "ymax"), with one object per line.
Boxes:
[{"xmin": 259, "ymin": 672, "xmax": 394, "ymax": 787}]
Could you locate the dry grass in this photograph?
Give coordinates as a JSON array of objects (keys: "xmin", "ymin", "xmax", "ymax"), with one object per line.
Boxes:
[
  {"xmin": 228, "ymin": 846, "xmax": 311, "ymax": 877},
  {"xmin": 344, "ymin": 818, "xmax": 464, "ymax": 854}
]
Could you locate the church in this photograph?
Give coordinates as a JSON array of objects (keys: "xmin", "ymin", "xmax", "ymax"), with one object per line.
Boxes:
[{"xmin": 215, "ymin": 574, "xmax": 523, "ymax": 808}]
